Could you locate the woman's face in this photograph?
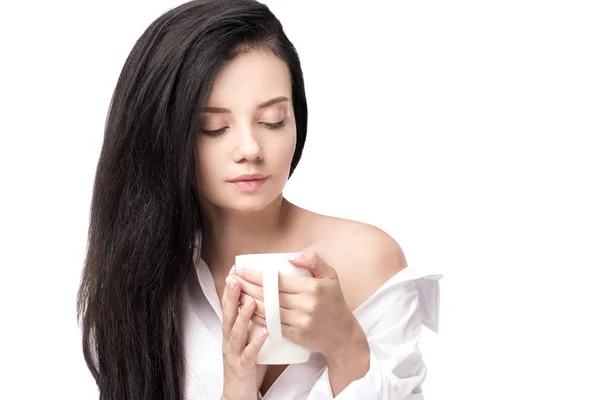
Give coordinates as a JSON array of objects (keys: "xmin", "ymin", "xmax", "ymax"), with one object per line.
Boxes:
[{"xmin": 195, "ymin": 49, "xmax": 297, "ymax": 213}]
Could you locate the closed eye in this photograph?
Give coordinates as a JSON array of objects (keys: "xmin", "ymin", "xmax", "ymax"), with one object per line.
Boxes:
[
  {"xmin": 200, "ymin": 127, "xmax": 226, "ymax": 136},
  {"xmin": 263, "ymin": 119, "xmax": 286, "ymax": 129},
  {"xmin": 200, "ymin": 119, "xmax": 286, "ymax": 136}
]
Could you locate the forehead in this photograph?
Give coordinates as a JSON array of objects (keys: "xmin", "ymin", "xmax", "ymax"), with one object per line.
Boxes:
[{"xmin": 206, "ymin": 49, "xmax": 292, "ymax": 110}]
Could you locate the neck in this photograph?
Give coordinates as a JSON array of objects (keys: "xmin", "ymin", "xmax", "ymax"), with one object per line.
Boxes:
[{"xmin": 199, "ymin": 195, "xmax": 295, "ymax": 275}]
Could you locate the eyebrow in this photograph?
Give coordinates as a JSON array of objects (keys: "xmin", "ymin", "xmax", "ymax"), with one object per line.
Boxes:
[{"xmin": 202, "ymin": 96, "xmax": 289, "ymax": 114}]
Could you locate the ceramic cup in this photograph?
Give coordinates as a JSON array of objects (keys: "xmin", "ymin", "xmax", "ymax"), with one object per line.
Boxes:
[{"xmin": 234, "ymin": 252, "xmax": 312, "ymax": 365}]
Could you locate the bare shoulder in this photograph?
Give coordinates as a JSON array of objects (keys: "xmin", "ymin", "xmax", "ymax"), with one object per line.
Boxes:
[{"xmin": 310, "ymin": 214, "xmax": 408, "ymax": 310}]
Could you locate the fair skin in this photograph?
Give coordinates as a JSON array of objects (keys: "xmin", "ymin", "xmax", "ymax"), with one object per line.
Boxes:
[{"xmin": 195, "ymin": 48, "xmax": 407, "ymax": 399}]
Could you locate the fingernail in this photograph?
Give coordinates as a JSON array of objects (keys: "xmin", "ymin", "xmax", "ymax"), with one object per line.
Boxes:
[
  {"xmin": 229, "ymin": 265, "xmax": 235, "ymax": 275},
  {"xmin": 261, "ymin": 327, "xmax": 268, "ymax": 337},
  {"xmin": 226, "ymin": 276, "xmax": 236, "ymax": 288},
  {"xmin": 243, "ymin": 296, "xmax": 254, "ymax": 308},
  {"xmin": 285, "ymin": 253, "xmax": 300, "ymax": 261},
  {"xmin": 235, "ymin": 264, "xmax": 244, "ymax": 276}
]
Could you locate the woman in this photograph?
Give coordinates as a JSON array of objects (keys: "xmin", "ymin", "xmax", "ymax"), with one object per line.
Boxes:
[{"xmin": 76, "ymin": 0, "xmax": 441, "ymax": 399}]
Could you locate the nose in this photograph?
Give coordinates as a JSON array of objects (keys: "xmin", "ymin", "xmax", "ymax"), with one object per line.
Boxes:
[{"xmin": 232, "ymin": 124, "xmax": 263, "ymax": 162}]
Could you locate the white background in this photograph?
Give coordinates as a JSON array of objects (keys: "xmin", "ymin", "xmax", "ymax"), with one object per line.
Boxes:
[{"xmin": 1, "ymin": 0, "xmax": 599, "ymax": 399}]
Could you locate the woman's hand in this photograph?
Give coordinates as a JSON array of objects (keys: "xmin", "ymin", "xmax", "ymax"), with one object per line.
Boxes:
[
  {"xmin": 220, "ymin": 266, "xmax": 269, "ymax": 400},
  {"xmin": 235, "ymin": 251, "xmax": 367, "ymax": 361}
]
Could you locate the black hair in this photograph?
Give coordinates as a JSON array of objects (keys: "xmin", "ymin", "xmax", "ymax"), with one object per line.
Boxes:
[{"xmin": 76, "ymin": 1, "xmax": 307, "ymax": 398}]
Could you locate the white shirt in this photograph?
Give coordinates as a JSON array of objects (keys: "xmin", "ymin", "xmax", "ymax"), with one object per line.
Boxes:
[{"xmin": 181, "ymin": 232, "xmax": 442, "ymax": 399}]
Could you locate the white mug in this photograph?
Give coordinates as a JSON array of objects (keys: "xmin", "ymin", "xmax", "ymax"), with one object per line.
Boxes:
[{"xmin": 234, "ymin": 253, "xmax": 312, "ymax": 365}]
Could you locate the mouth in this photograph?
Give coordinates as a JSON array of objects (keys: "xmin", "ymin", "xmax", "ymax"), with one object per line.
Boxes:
[{"xmin": 228, "ymin": 176, "xmax": 268, "ymax": 191}]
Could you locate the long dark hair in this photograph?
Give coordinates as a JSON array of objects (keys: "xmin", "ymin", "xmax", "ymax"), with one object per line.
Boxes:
[{"xmin": 76, "ymin": 1, "xmax": 307, "ymax": 398}]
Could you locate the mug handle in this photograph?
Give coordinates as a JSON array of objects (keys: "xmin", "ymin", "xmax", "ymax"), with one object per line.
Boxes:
[{"xmin": 262, "ymin": 266, "xmax": 283, "ymax": 343}]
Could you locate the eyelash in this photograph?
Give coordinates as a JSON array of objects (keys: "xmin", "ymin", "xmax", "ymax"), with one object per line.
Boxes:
[{"xmin": 200, "ymin": 119, "xmax": 286, "ymax": 137}]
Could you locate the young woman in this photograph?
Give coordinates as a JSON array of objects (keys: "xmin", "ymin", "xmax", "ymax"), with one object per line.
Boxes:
[{"xmin": 76, "ymin": 1, "xmax": 441, "ymax": 399}]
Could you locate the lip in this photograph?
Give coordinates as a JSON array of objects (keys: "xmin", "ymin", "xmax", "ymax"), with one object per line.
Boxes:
[
  {"xmin": 227, "ymin": 173, "xmax": 268, "ymax": 182},
  {"xmin": 229, "ymin": 176, "xmax": 268, "ymax": 191}
]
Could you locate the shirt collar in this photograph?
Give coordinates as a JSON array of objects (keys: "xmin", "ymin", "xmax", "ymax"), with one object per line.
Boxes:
[{"xmin": 192, "ymin": 230, "xmax": 224, "ymax": 322}]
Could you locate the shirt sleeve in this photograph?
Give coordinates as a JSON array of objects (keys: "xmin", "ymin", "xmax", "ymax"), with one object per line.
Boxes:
[{"xmin": 305, "ymin": 271, "xmax": 441, "ymax": 400}]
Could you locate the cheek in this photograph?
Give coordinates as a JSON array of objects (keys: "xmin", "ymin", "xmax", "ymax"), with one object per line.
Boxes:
[
  {"xmin": 269, "ymin": 129, "xmax": 296, "ymax": 182},
  {"xmin": 195, "ymin": 143, "xmax": 217, "ymax": 184},
  {"xmin": 278, "ymin": 126, "xmax": 297, "ymax": 161}
]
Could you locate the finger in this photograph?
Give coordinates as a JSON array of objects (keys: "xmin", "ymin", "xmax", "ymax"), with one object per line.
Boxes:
[
  {"xmin": 240, "ymin": 293, "xmax": 265, "ymax": 318},
  {"xmin": 237, "ymin": 277, "xmax": 264, "ymax": 301},
  {"xmin": 237, "ymin": 276, "xmax": 312, "ymax": 305},
  {"xmin": 239, "ymin": 325, "xmax": 269, "ymax": 370},
  {"xmin": 229, "ymin": 296, "xmax": 256, "ymax": 356},
  {"xmin": 222, "ymin": 275, "xmax": 240, "ymax": 340},
  {"xmin": 250, "ymin": 310, "xmax": 296, "ymax": 328},
  {"xmin": 241, "ymin": 294, "xmax": 305, "ymax": 328},
  {"xmin": 286, "ymin": 251, "xmax": 337, "ymax": 279},
  {"xmin": 251, "ymin": 314, "xmax": 302, "ymax": 345},
  {"xmin": 234, "ymin": 266, "xmax": 262, "ymax": 286},
  {"xmin": 250, "ymin": 313, "xmax": 266, "ymax": 327},
  {"xmin": 277, "ymin": 275, "xmax": 315, "ymax": 294},
  {"xmin": 239, "ymin": 286, "xmax": 302, "ymax": 311},
  {"xmin": 280, "ymin": 323, "xmax": 303, "ymax": 345},
  {"xmin": 227, "ymin": 265, "xmax": 236, "ymax": 276},
  {"xmin": 236, "ymin": 265, "xmax": 317, "ymax": 294}
]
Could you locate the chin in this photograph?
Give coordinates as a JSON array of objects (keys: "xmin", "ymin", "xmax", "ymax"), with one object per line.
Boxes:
[
  {"xmin": 224, "ymin": 191, "xmax": 282, "ymax": 213},
  {"xmin": 228, "ymin": 199, "xmax": 272, "ymax": 213}
]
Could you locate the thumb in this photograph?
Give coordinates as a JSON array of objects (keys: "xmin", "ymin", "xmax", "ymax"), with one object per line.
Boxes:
[{"xmin": 286, "ymin": 251, "xmax": 337, "ymax": 279}]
